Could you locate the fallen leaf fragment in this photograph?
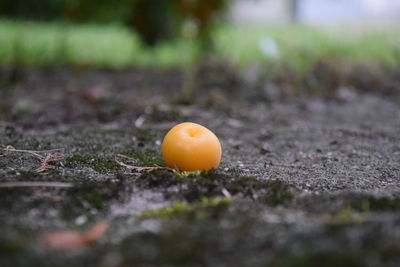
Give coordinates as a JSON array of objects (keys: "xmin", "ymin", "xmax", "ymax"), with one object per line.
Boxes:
[
  {"xmin": 41, "ymin": 221, "xmax": 109, "ymax": 250},
  {"xmin": 82, "ymin": 221, "xmax": 109, "ymax": 244},
  {"xmin": 41, "ymin": 231, "xmax": 84, "ymax": 249},
  {"xmin": 35, "ymin": 153, "xmax": 64, "ymax": 173}
]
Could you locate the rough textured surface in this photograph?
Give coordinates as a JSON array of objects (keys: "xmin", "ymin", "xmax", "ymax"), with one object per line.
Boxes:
[{"xmin": 0, "ymin": 67, "xmax": 399, "ymax": 267}]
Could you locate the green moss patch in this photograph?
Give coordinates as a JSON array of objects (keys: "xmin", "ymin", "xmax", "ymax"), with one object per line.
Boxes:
[
  {"xmin": 350, "ymin": 196, "xmax": 400, "ymax": 212},
  {"xmin": 118, "ymin": 151, "xmax": 165, "ymax": 167},
  {"xmin": 65, "ymin": 154, "xmax": 120, "ymax": 174},
  {"xmin": 140, "ymin": 197, "xmax": 231, "ymax": 219}
]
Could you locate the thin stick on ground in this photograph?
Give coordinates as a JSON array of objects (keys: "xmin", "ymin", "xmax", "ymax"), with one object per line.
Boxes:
[
  {"xmin": 1, "ymin": 145, "xmax": 63, "ymax": 158},
  {"xmin": 115, "ymin": 154, "xmax": 175, "ymax": 173},
  {"xmin": 116, "ymin": 154, "xmax": 137, "ymax": 161},
  {"xmin": 1, "ymin": 146, "xmax": 63, "ymax": 153},
  {"xmin": 1, "ymin": 146, "xmax": 64, "ymax": 172},
  {"xmin": 0, "ymin": 182, "xmax": 73, "ymax": 188}
]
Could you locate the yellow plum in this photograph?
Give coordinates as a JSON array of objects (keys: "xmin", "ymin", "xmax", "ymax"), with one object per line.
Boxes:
[{"xmin": 162, "ymin": 122, "xmax": 222, "ymax": 172}]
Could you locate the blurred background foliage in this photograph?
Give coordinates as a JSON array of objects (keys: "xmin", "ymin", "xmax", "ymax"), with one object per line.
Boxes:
[
  {"xmin": 0, "ymin": 0, "xmax": 399, "ymax": 72},
  {"xmin": 0, "ymin": 0, "xmax": 227, "ymax": 47}
]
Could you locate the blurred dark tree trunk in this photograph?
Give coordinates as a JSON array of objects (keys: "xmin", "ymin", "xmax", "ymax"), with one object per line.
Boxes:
[
  {"xmin": 130, "ymin": 0, "xmax": 173, "ymax": 46},
  {"xmin": 172, "ymin": 0, "xmax": 226, "ymax": 53},
  {"xmin": 289, "ymin": 0, "xmax": 299, "ymax": 23}
]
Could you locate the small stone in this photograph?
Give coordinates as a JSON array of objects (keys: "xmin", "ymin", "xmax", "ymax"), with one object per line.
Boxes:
[
  {"xmin": 228, "ymin": 138, "xmax": 242, "ymax": 149},
  {"xmin": 260, "ymin": 143, "xmax": 271, "ymax": 155},
  {"xmin": 75, "ymin": 215, "xmax": 87, "ymax": 225}
]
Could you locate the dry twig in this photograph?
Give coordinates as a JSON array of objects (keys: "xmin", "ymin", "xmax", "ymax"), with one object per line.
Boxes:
[
  {"xmin": 35, "ymin": 153, "xmax": 64, "ymax": 173},
  {"xmin": 0, "ymin": 182, "xmax": 73, "ymax": 188},
  {"xmin": 1, "ymin": 145, "xmax": 62, "ymax": 158},
  {"xmin": 1, "ymin": 146, "xmax": 64, "ymax": 173},
  {"xmin": 115, "ymin": 154, "xmax": 174, "ymax": 173}
]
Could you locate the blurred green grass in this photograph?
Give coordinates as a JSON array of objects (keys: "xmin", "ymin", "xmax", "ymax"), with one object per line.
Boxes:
[
  {"xmin": 0, "ymin": 19, "xmax": 399, "ymax": 70},
  {"xmin": 0, "ymin": 20, "xmax": 197, "ymax": 67},
  {"xmin": 215, "ymin": 25, "xmax": 400, "ymax": 70}
]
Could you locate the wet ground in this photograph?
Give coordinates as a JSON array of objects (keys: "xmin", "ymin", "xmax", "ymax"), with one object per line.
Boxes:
[{"xmin": 0, "ymin": 66, "xmax": 400, "ymax": 266}]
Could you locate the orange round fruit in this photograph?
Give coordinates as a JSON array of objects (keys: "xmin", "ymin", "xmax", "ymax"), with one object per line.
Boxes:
[{"xmin": 161, "ymin": 122, "xmax": 222, "ymax": 172}]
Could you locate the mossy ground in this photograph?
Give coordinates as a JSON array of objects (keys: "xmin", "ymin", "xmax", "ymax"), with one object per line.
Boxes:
[{"xmin": 0, "ymin": 66, "xmax": 399, "ymax": 266}]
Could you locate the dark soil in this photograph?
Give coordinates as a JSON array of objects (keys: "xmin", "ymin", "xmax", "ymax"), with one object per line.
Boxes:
[{"xmin": 0, "ymin": 66, "xmax": 399, "ymax": 267}]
